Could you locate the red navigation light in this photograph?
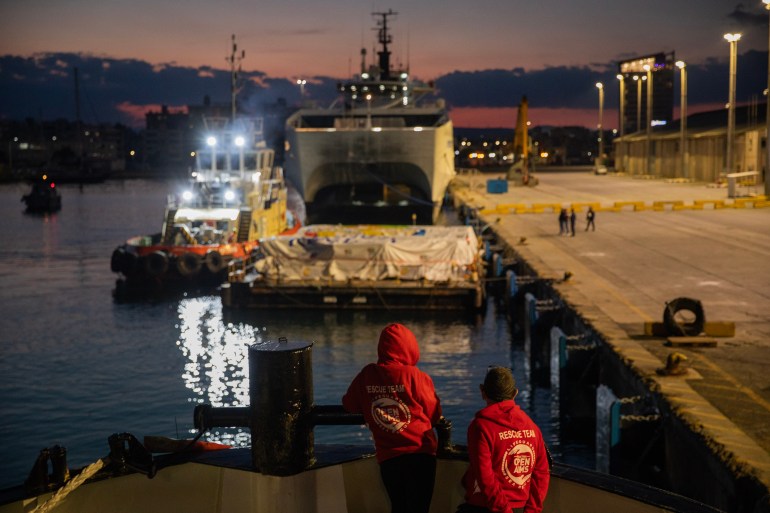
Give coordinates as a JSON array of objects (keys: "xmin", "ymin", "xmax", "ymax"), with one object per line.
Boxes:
[{"xmin": 50, "ymin": 182, "xmax": 56, "ymax": 189}]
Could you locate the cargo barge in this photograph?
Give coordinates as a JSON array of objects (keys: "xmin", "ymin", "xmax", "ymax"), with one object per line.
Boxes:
[{"xmin": 221, "ymin": 224, "xmax": 485, "ymax": 311}]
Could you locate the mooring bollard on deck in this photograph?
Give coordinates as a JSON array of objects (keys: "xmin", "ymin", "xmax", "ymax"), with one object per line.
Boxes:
[
  {"xmin": 194, "ymin": 337, "xmax": 369, "ymax": 477},
  {"xmin": 249, "ymin": 337, "xmax": 315, "ymax": 475}
]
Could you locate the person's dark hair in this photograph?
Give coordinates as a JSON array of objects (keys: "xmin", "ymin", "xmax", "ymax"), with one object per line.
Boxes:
[{"xmin": 483, "ymin": 367, "xmax": 517, "ymax": 402}]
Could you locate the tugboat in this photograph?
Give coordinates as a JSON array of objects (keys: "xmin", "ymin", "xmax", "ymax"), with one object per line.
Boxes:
[
  {"xmin": 283, "ymin": 9, "xmax": 456, "ymax": 225},
  {"xmin": 21, "ymin": 175, "xmax": 62, "ymax": 213},
  {"xmin": 111, "ymin": 116, "xmax": 299, "ymax": 295}
]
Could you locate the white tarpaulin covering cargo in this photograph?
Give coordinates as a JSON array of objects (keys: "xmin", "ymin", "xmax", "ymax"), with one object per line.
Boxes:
[{"xmin": 255, "ymin": 225, "xmax": 480, "ymax": 282}]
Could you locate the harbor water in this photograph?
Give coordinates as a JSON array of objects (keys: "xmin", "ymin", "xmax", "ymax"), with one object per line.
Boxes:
[{"xmin": 0, "ymin": 179, "xmax": 592, "ymax": 490}]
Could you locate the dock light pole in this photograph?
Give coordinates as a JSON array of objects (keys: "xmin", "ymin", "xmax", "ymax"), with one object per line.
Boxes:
[
  {"xmin": 724, "ymin": 33, "xmax": 741, "ymax": 177},
  {"xmin": 676, "ymin": 61, "xmax": 688, "ymax": 179},
  {"xmin": 764, "ymin": 0, "xmax": 770, "ymax": 195},
  {"xmin": 633, "ymin": 76, "xmax": 641, "ymax": 132},
  {"xmin": 296, "ymin": 79, "xmax": 306, "ymax": 103},
  {"xmin": 643, "ymin": 64, "xmax": 653, "ymax": 175},
  {"xmin": 616, "ymin": 75, "xmax": 625, "ymax": 139},
  {"xmin": 616, "ymin": 74, "xmax": 626, "ymax": 172},
  {"xmin": 596, "ymin": 82, "xmax": 604, "ymax": 168},
  {"xmin": 207, "ymin": 136, "xmax": 217, "ymax": 173}
]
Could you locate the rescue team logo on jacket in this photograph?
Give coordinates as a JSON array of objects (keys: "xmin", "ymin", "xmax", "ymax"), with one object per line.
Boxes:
[
  {"xmin": 371, "ymin": 397, "xmax": 412, "ymax": 433},
  {"xmin": 502, "ymin": 441, "xmax": 536, "ymax": 488}
]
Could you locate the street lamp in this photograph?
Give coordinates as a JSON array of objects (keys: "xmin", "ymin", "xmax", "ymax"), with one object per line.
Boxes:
[
  {"xmin": 762, "ymin": 0, "xmax": 770, "ymax": 196},
  {"xmin": 643, "ymin": 64, "xmax": 653, "ymax": 175},
  {"xmin": 296, "ymin": 79, "xmax": 307, "ymax": 100},
  {"xmin": 616, "ymin": 74, "xmax": 625, "ymax": 138},
  {"xmin": 616, "ymin": 74, "xmax": 625, "ymax": 172},
  {"xmin": 676, "ymin": 61, "xmax": 688, "ymax": 178},
  {"xmin": 724, "ymin": 33, "xmax": 741, "ymax": 177},
  {"xmin": 596, "ymin": 82, "xmax": 604, "ymax": 168},
  {"xmin": 633, "ymin": 75, "xmax": 646, "ymax": 133}
]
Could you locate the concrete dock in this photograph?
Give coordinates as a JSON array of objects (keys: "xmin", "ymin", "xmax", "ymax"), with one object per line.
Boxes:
[{"xmin": 449, "ymin": 167, "xmax": 770, "ymax": 510}]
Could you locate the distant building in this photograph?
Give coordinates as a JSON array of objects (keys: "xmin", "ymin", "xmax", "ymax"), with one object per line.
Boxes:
[
  {"xmin": 618, "ymin": 53, "xmax": 675, "ymax": 136},
  {"xmin": 144, "ymin": 105, "xmax": 194, "ymax": 175},
  {"xmin": 143, "ymin": 97, "xmax": 295, "ymax": 174},
  {"xmin": 613, "ymin": 101, "xmax": 767, "ymax": 187},
  {"xmin": 1, "ymin": 118, "xmax": 129, "ymax": 179}
]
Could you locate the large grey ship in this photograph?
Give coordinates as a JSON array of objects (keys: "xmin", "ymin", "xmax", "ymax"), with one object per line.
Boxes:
[{"xmin": 283, "ymin": 10, "xmax": 455, "ymax": 225}]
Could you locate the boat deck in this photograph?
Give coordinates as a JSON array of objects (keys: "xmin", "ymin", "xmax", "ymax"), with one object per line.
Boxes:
[{"xmin": 0, "ymin": 446, "xmax": 721, "ymax": 513}]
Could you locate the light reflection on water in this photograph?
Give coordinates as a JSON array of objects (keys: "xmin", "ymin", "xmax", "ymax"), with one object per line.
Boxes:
[{"xmin": 177, "ymin": 297, "xmax": 254, "ymax": 407}]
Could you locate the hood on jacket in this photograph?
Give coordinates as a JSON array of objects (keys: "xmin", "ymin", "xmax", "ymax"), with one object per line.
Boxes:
[
  {"xmin": 377, "ymin": 323, "xmax": 419, "ymax": 366},
  {"xmin": 475, "ymin": 400, "xmax": 519, "ymax": 429}
]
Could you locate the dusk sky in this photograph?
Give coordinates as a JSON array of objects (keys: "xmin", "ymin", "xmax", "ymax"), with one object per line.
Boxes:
[{"xmin": 1, "ymin": 0, "xmax": 769, "ymax": 129}]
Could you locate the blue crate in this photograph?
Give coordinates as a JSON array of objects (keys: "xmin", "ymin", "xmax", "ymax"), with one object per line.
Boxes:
[{"xmin": 486, "ymin": 179, "xmax": 508, "ymax": 194}]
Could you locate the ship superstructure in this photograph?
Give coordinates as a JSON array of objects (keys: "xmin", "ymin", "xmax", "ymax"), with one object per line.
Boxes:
[{"xmin": 284, "ymin": 10, "xmax": 455, "ymax": 225}]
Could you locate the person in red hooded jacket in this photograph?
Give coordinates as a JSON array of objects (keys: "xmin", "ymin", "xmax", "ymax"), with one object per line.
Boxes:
[
  {"xmin": 458, "ymin": 366, "xmax": 550, "ymax": 513},
  {"xmin": 342, "ymin": 323, "xmax": 443, "ymax": 513}
]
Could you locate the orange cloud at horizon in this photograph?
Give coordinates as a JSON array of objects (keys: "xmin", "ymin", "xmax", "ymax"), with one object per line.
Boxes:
[{"xmin": 449, "ymin": 106, "xmax": 619, "ymax": 130}]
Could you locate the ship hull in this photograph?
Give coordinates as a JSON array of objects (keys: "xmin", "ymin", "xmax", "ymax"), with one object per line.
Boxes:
[{"xmin": 285, "ymin": 109, "xmax": 455, "ymax": 225}]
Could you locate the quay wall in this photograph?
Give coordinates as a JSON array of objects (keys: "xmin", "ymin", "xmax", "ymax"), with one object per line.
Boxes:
[{"xmin": 471, "ymin": 211, "xmax": 770, "ymax": 513}]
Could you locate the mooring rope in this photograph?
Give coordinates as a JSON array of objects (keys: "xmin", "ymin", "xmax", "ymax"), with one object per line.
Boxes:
[{"xmin": 31, "ymin": 458, "xmax": 107, "ymax": 513}]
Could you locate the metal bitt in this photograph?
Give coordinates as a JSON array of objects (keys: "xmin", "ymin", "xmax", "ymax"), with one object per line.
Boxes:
[
  {"xmin": 194, "ymin": 338, "xmax": 365, "ymax": 476},
  {"xmin": 24, "ymin": 445, "xmax": 70, "ymax": 492},
  {"xmin": 249, "ymin": 337, "xmax": 315, "ymax": 475}
]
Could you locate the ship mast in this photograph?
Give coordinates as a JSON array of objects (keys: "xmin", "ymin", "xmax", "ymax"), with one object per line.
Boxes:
[
  {"xmin": 227, "ymin": 34, "xmax": 246, "ymax": 121},
  {"xmin": 373, "ymin": 9, "xmax": 397, "ymax": 80}
]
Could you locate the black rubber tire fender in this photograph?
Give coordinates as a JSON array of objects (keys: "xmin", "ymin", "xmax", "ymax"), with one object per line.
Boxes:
[
  {"xmin": 663, "ymin": 297, "xmax": 705, "ymax": 336},
  {"xmin": 110, "ymin": 248, "xmax": 125, "ymax": 273},
  {"xmin": 122, "ymin": 252, "xmax": 138, "ymax": 275},
  {"xmin": 204, "ymin": 250, "xmax": 225, "ymax": 274},
  {"xmin": 144, "ymin": 250, "xmax": 169, "ymax": 277},
  {"xmin": 176, "ymin": 252, "xmax": 202, "ymax": 277}
]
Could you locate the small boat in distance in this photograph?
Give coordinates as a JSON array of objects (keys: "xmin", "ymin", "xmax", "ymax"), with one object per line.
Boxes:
[
  {"xmin": 21, "ymin": 175, "xmax": 62, "ymax": 213},
  {"xmin": 284, "ymin": 9, "xmax": 456, "ymax": 225},
  {"xmin": 111, "ymin": 116, "xmax": 299, "ymax": 295}
]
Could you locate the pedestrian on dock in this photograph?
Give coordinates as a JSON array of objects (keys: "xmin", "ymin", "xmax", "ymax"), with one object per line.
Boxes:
[
  {"xmin": 456, "ymin": 366, "xmax": 551, "ymax": 513},
  {"xmin": 569, "ymin": 209, "xmax": 576, "ymax": 237},
  {"xmin": 342, "ymin": 323, "xmax": 443, "ymax": 513},
  {"xmin": 585, "ymin": 206, "xmax": 596, "ymax": 231},
  {"xmin": 558, "ymin": 208, "xmax": 568, "ymax": 235}
]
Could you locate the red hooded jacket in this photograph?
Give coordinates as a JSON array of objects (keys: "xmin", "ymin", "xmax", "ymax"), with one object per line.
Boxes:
[
  {"xmin": 342, "ymin": 323, "xmax": 442, "ymax": 463},
  {"xmin": 462, "ymin": 400, "xmax": 550, "ymax": 513}
]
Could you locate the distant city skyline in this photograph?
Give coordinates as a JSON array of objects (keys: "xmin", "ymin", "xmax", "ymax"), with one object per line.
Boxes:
[{"xmin": 1, "ymin": 1, "xmax": 769, "ymax": 128}]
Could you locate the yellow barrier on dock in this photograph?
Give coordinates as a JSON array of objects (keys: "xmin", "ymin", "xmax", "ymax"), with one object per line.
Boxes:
[
  {"xmin": 531, "ymin": 203, "xmax": 563, "ymax": 213},
  {"xmin": 569, "ymin": 202, "xmax": 601, "ymax": 213},
  {"xmin": 692, "ymin": 199, "xmax": 725, "ymax": 210},
  {"xmin": 652, "ymin": 200, "xmax": 684, "ymax": 211},
  {"xmin": 612, "ymin": 201, "xmax": 646, "ymax": 212}
]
